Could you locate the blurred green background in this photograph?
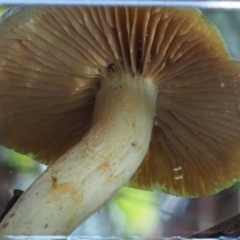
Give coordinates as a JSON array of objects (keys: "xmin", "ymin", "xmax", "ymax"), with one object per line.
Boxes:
[{"xmin": 0, "ymin": 6, "xmax": 240, "ymax": 238}]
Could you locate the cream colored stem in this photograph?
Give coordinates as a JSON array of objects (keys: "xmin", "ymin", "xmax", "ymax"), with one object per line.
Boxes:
[{"xmin": 0, "ymin": 73, "xmax": 158, "ymax": 235}]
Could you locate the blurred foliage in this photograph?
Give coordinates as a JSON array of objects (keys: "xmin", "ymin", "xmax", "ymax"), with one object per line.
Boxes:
[
  {"xmin": 0, "ymin": 6, "xmax": 7, "ymax": 15},
  {"xmin": 113, "ymin": 187, "xmax": 159, "ymax": 235},
  {"xmin": 203, "ymin": 10, "xmax": 240, "ymax": 56},
  {"xmin": 0, "ymin": 146, "xmax": 39, "ymax": 172}
]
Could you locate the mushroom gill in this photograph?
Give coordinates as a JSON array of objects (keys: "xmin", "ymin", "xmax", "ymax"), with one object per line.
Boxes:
[{"xmin": 129, "ymin": 8, "xmax": 240, "ymax": 197}]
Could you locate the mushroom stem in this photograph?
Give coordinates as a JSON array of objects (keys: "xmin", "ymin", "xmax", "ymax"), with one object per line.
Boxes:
[{"xmin": 0, "ymin": 73, "xmax": 158, "ymax": 235}]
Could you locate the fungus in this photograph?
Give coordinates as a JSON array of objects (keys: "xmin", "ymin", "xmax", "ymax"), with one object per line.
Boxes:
[{"xmin": 0, "ymin": 6, "xmax": 240, "ymax": 235}]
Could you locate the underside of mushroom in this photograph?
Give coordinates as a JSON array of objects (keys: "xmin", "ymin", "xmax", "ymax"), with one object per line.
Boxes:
[{"xmin": 0, "ymin": 6, "xmax": 240, "ymax": 235}]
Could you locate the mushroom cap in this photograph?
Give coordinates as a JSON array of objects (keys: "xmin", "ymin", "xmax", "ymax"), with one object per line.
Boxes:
[{"xmin": 0, "ymin": 6, "xmax": 240, "ymax": 197}]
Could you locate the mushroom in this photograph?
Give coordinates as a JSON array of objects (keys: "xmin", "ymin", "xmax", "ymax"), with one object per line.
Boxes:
[{"xmin": 0, "ymin": 6, "xmax": 240, "ymax": 236}]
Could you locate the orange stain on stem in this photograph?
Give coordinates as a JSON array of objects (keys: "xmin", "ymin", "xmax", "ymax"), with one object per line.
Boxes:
[
  {"xmin": 47, "ymin": 181, "xmax": 83, "ymax": 204},
  {"xmin": 51, "ymin": 176, "xmax": 57, "ymax": 187},
  {"xmin": 97, "ymin": 160, "xmax": 112, "ymax": 173},
  {"xmin": 9, "ymin": 213, "xmax": 16, "ymax": 218}
]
